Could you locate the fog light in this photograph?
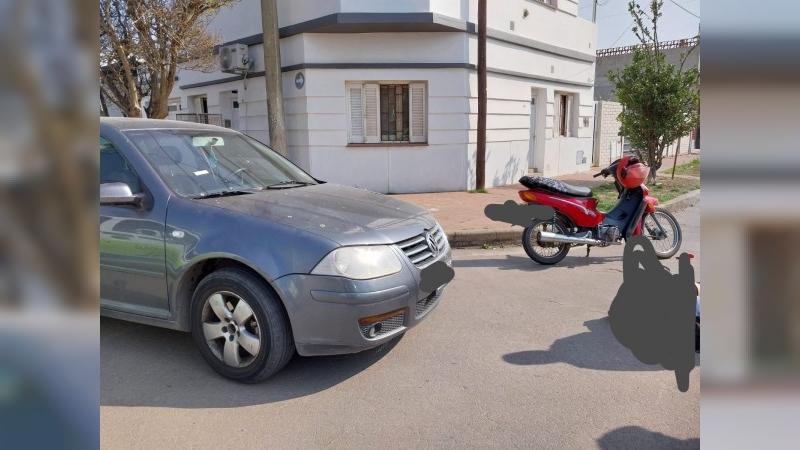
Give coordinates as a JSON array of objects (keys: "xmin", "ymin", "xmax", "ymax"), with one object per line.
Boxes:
[{"xmin": 367, "ymin": 323, "xmax": 383, "ymax": 338}]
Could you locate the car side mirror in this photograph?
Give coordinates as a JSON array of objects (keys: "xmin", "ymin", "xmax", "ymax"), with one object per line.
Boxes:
[{"xmin": 100, "ymin": 182, "xmax": 144, "ymax": 207}]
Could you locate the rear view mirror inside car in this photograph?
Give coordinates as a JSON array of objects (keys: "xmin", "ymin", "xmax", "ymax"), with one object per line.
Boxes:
[{"xmin": 192, "ymin": 136, "xmax": 225, "ymax": 147}]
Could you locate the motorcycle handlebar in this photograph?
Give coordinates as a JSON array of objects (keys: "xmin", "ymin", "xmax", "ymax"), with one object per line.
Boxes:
[{"xmin": 594, "ymin": 168, "xmax": 612, "ymax": 178}]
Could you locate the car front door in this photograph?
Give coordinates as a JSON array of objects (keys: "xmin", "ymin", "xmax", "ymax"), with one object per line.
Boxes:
[{"xmin": 100, "ymin": 135, "xmax": 170, "ymax": 318}]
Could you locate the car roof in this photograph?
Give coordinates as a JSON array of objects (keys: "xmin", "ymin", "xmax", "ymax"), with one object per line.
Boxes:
[{"xmin": 100, "ymin": 117, "xmax": 231, "ymax": 133}]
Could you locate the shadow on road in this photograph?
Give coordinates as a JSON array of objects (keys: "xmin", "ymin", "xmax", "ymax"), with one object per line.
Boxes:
[
  {"xmin": 503, "ymin": 317, "xmax": 666, "ymax": 372},
  {"xmin": 452, "ymin": 254, "xmax": 623, "ymax": 271},
  {"xmin": 101, "ymin": 317, "xmax": 402, "ymax": 408},
  {"xmin": 597, "ymin": 426, "xmax": 699, "ymax": 449}
]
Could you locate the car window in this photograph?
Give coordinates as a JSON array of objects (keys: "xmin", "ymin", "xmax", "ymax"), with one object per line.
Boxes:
[
  {"xmin": 100, "ymin": 136, "xmax": 142, "ymax": 193},
  {"xmin": 123, "ymin": 129, "xmax": 317, "ymax": 198}
]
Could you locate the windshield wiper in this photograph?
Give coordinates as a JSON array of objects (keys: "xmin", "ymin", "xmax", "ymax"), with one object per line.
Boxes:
[
  {"xmin": 193, "ymin": 189, "xmax": 256, "ymax": 199},
  {"xmin": 266, "ymin": 180, "xmax": 314, "ymax": 189}
]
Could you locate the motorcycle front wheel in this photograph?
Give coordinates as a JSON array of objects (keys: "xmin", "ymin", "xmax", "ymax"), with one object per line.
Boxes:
[
  {"xmin": 642, "ymin": 207, "xmax": 682, "ymax": 259},
  {"xmin": 522, "ymin": 219, "xmax": 570, "ymax": 265}
]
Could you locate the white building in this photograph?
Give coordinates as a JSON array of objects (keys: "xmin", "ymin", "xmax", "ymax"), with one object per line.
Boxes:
[{"xmin": 167, "ymin": 0, "xmax": 598, "ymax": 193}]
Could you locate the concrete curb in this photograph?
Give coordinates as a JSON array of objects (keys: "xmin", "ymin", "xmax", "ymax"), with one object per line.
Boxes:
[
  {"xmin": 446, "ymin": 189, "xmax": 700, "ymax": 249},
  {"xmin": 659, "ymin": 189, "xmax": 700, "ymax": 214}
]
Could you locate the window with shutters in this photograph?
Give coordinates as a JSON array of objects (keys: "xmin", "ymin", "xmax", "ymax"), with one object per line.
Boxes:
[
  {"xmin": 347, "ymin": 81, "xmax": 427, "ymax": 144},
  {"xmin": 554, "ymin": 91, "xmax": 575, "ymax": 137}
]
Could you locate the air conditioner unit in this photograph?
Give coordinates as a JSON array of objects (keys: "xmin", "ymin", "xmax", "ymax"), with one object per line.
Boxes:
[{"xmin": 219, "ymin": 43, "xmax": 251, "ymax": 73}]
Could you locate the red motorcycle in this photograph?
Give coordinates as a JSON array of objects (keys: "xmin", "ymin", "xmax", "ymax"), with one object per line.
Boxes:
[{"xmin": 517, "ymin": 156, "xmax": 682, "ymax": 265}]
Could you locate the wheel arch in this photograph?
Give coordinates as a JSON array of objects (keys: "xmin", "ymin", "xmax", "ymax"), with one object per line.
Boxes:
[{"xmin": 171, "ymin": 257, "xmax": 291, "ymax": 333}]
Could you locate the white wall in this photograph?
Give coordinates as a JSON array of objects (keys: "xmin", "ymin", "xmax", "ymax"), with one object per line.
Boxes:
[
  {"xmin": 165, "ymin": 0, "xmax": 598, "ymax": 192},
  {"xmin": 288, "ymin": 67, "xmax": 470, "ymax": 194},
  {"xmin": 300, "ymin": 32, "xmax": 468, "ymax": 65},
  {"xmin": 277, "ymin": 0, "xmax": 468, "ymax": 26},
  {"xmin": 277, "ymin": 0, "xmax": 341, "ymax": 27},
  {"xmin": 468, "ymin": 36, "xmax": 596, "ymax": 87},
  {"xmin": 176, "ymin": 76, "xmax": 271, "ymax": 146},
  {"xmin": 277, "ymin": 0, "xmax": 595, "ymax": 53},
  {"xmin": 465, "ymin": 71, "xmax": 595, "ymax": 189},
  {"xmin": 465, "ymin": 0, "xmax": 596, "ymax": 55},
  {"xmin": 208, "ymin": 0, "xmax": 263, "ymax": 40}
]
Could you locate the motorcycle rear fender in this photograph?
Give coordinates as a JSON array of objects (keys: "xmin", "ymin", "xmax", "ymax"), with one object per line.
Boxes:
[{"xmin": 518, "ymin": 189, "xmax": 603, "ymax": 228}]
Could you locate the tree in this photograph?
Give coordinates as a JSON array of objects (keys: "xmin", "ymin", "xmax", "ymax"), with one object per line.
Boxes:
[
  {"xmin": 607, "ymin": 1, "xmax": 700, "ymax": 183},
  {"xmin": 100, "ymin": 0, "xmax": 237, "ymax": 119}
]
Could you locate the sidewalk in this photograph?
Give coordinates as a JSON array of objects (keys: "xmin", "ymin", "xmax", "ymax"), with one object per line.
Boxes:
[{"xmin": 395, "ymin": 152, "xmax": 700, "ymax": 248}]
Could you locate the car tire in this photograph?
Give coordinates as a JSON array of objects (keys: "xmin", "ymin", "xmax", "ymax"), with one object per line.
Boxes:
[{"xmin": 190, "ymin": 268, "xmax": 295, "ymax": 383}]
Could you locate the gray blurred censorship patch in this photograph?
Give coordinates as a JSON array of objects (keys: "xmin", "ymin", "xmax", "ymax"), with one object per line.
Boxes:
[
  {"xmin": 484, "ymin": 200, "xmax": 556, "ymax": 228},
  {"xmin": 419, "ymin": 261, "xmax": 455, "ymax": 293},
  {"xmin": 608, "ymin": 236, "xmax": 697, "ymax": 392}
]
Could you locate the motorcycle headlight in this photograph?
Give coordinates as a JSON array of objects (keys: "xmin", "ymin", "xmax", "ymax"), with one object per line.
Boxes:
[{"xmin": 311, "ymin": 245, "xmax": 403, "ymax": 280}]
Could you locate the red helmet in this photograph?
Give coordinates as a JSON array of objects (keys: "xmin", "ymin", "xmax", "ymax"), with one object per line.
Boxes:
[{"xmin": 616, "ymin": 156, "xmax": 650, "ymax": 189}]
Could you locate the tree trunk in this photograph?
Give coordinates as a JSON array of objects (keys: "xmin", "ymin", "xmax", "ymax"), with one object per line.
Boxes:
[
  {"xmin": 647, "ymin": 141, "xmax": 659, "ymax": 184},
  {"xmin": 124, "ymin": 102, "xmax": 142, "ymax": 118},
  {"xmin": 100, "ymin": 90, "xmax": 110, "ymax": 117}
]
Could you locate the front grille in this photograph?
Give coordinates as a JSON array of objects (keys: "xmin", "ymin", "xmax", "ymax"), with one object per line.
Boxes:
[
  {"xmin": 359, "ymin": 312, "xmax": 405, "ymax": 339},
  {"xmin": 415, "ymin": 288, "xmax": 443, "ymax": 319},
  {"xmin": 395, "ymin": 224, "xmax": 447, "ymax": 268}
]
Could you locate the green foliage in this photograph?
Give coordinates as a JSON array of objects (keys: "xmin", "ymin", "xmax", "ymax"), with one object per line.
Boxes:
[
  {"xmin": 607, "ymin": 1, "xmax": 700, "ymax": 182},
  {"xmin": 673, "ymin": 158, "xmax": 700, "ymax": 176}
]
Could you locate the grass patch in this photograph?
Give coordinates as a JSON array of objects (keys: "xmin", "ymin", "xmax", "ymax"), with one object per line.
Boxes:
[
  {"xmin": 592, "ymin": 177, "xmax": 700, "ymax": 212},
  {"xmin": 469, "ymin": 188, "xmax": 488, "ymax": 193},
  {"xmin": 668, "ymin": 158, "xmax": 700, "ymax": 177}
]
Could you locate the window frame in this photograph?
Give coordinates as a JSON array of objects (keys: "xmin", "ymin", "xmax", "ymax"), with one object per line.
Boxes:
[
  {"xmin": 554, "ymin": 91, "xmax": 576, "ymax": 138},
  {"xmin": 529, "ymin": 0, "xmax": 558, "ymax": 10},
  {"xmin": 100, "ymin": 135, "xmax": 145, "ymax": 194},
  {"xmin": 346, "ymin": 81, "xmax": 428, "ymax": 145}
]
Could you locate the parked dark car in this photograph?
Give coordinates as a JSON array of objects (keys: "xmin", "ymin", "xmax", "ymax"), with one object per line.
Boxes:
[{"xmin": 100, "ymin": 118, "xmax": 452, "ymax": 382}]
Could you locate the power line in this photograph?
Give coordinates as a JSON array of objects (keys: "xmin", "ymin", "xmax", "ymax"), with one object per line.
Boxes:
[
  {"xmin": 607, "ymin": 19, "xmax": 636, "ymax": 50},
  {"xmin": 667, "ymin": 0, "xmax": 700, "ymax": 19},
  {"xmin": 598, "ymin": 0, "xmax": 697, "ymax": 20},
  {"xmin": 563, "ymin": 19, "xmax": 634, "ymax": 80},
  {"xmin": 598, "ymin": 10, "xmax": 638, "ymax": 20}
]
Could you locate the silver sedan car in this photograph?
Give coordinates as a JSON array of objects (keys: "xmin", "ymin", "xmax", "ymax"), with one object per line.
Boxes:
[{"xmin": 100, "ymin": 117, "xmax": 453, "ymax": 382}]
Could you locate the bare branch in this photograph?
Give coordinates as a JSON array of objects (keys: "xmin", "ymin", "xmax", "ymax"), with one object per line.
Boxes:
[{"xmin": 100, "ymin": 0, "xmax": 238, "ymax": 118}]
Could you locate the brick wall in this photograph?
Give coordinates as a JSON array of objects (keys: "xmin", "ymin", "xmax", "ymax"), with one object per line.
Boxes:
[
  {"xmin": 595, "ymin": 101, "xmax": 624, "ymax": 168},
  {"xmin": 594, "ymin": 100, "xmax": 697, "ymax": 168}
]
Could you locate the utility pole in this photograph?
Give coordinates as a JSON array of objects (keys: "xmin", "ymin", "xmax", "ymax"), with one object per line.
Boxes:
[
  {"xmin": 592, "ymin": 0, "xmax": 598, "ymax": 23},
  {"xmin": 476, "ymin": 0, "xmax": 487, "ymax": 190},
  {"xmin": 261, "ymin": 0, "xmax": 288, "ymax": 157}
]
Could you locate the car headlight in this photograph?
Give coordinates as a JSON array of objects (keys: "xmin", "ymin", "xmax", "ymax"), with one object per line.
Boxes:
[{"xmin": 311, "ymin": 245, "xmax": 403, "ymax": 280}]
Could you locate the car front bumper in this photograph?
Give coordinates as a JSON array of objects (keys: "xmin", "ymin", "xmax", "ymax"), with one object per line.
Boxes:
[{"xmin": 272, "ymin": 248, "xmax": 452, "ymax": 356}]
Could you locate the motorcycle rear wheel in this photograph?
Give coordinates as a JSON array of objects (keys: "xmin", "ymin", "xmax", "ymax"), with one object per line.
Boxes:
[
  {"xmin": 642, "ymin": 207, "xmax": 682, "ymax": 259},
  {"xmin": 522, "ymin": 219, "xmax": 570, "ymax": 265}
]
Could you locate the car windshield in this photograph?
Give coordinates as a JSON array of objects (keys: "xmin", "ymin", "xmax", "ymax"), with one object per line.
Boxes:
[{"xmin": 123, "ymin": 129, "xmax": 317, "ymax": 198}]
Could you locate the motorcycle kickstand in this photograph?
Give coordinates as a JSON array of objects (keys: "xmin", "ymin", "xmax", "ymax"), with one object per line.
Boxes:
[{"xmin": 586, "ymin": 245, "xmax": 591, "ymax": 257}]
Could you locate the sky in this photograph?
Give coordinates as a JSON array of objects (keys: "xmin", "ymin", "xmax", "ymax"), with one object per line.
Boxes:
[{"xmin": 577, "ymin": 0, "xmax": 701, "ymax": 50}]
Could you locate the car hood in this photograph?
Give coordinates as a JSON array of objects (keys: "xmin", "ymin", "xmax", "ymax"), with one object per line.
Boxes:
[{"xmin": 193, "ymin": 183, "xmax": 437, "ymax": 246}]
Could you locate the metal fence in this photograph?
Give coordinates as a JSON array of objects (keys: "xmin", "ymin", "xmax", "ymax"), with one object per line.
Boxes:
[
  {"xmin": 175, "ymin": 113, "xmax": 223, "ymax": 127},
  {"xmin": 596, "ymin": 37, "xmax": 699, "ymax": 57}
]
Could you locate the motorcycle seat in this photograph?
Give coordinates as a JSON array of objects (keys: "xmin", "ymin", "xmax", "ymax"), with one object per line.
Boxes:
[{"xmin": 518, "ymin": 176, "xmax": 593, "ymax": 198}]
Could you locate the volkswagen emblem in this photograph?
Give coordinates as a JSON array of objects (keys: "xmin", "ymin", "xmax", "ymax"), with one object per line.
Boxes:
[{"xmin": 425, "ymin": 230, "xmax": 439, "ymax": 256}]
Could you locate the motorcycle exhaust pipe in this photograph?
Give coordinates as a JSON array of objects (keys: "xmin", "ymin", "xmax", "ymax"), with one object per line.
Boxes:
[{"xmin": 536, "ymin": 230, "xmax": 615, "ymax": 246}]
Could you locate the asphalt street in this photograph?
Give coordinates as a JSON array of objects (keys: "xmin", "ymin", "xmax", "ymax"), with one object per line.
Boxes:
[{"xmin": 100, "ymin": 201, "xmax": 701, "ymax": 449}]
